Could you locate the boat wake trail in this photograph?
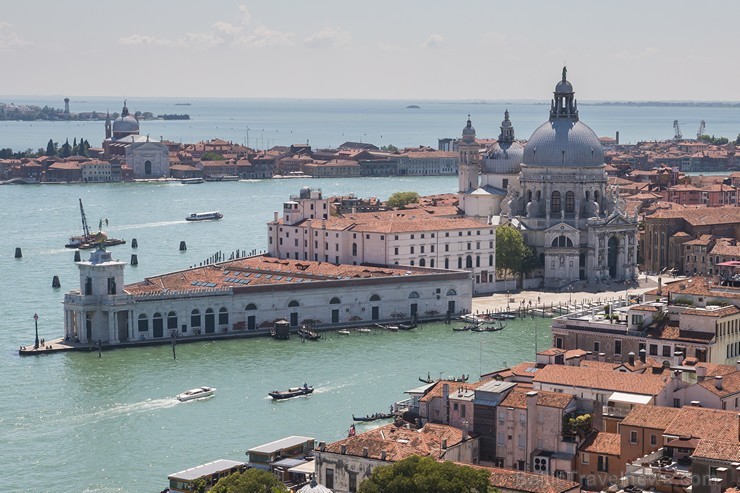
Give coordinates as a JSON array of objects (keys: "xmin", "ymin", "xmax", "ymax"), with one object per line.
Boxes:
[{"xmin": 113, "ymin": 220, "xmax": 186, "ymax": 231}]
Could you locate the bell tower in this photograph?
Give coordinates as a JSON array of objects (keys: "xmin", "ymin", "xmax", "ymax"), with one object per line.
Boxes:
[{"xmin": 457, "ymin": 115, "xmax": 480, "ymax": 193}]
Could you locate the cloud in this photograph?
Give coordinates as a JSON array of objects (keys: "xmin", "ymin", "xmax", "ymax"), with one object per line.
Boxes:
[
  {"xmin": 234, "ymin": 25, "xmax": 295, "ymax": 48},
  {"xmin": 118, "ymin": 32, "xmax": 224, "ymax": 49},
  {"xmin": 422, "ymin": 34, "xmax": 445, "ymax": 50},
  {"xmin": 237, "ymin": 5, "xmax": 252, "ymax": 26},
  {"xmin": 303, "ymin": 27, "xmax": 350, "ymax": 49},
  {"xmin": 0, "ymin": 21, "xmax": 30, "ymax": 50},
  {"xmin": 213, "ymin": 21, "xmax": 241, "ymax": 37}
]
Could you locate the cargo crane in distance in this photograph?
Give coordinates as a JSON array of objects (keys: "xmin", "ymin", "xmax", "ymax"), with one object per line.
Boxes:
[
  {"xmin": 697, "ymin": 120, "xmax": 705, "ymax": 140},
  {"xmin": 673, "ymin": 120, "xmax": 682, "ymax": 140}
]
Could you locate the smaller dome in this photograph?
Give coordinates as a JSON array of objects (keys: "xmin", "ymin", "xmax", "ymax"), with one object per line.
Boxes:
[
  {"xmin": 112, "ymin": 101, "xmax": 139, "ymax": 138},
  {"xmin": 555, "ymin": 66, "xmax": 573, "ymax": 94},
  {"xmin": 298, "ymin": 478, "xmax": 333, "ymax": 493},
  {"xmin": 461, "ymin": 115, "xmax": 476, "ymax": 142}
]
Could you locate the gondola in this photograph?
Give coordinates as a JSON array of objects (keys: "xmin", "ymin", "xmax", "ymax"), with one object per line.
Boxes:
[
  {"xmin": 297, "ymin": 326, "xmax": 321, "ymax": 340},
  {"xmin": 452, "ymin": 325, "xmax": 470, "ymax": 332},
  {"xmin": 269, "ymin": 384, "xmax": 314, "ymax": 400},
  {"xmin": 352, "ymin": 412, "xmax": 394, "ymax": 422},
  {"xmin": 419, "ymin": 372, "xmax": 435, "ymax": 384},
  {"xmin": 398, "ymin": 321, "xmax": 417, "ymax": 330}
]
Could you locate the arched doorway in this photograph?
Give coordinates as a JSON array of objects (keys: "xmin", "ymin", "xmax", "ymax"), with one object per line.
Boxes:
[
  {"xmin": 330, "ymin": 297, "xmax": 341, "ymax": 324},
  {"xmin": 205, "ymin": 308, "xmax": 215, "ymax": 333},
  {"xmin": 144, "ymin": 160, "xmax": 152, "ymax": 175},
  {"xmin": 608, "ymin": 236, "xmax": 619, "ymax": 278},
  {"xmin": 288, "ymin": 300, "xmax": 300, "ymax": 327},
  {"xmin": 245, "ymin": 303, "xmax": 257, "ymax": 330},
  {"xmin": 370, "ymin": 294, "xmax": 381, "ymax": 320}
]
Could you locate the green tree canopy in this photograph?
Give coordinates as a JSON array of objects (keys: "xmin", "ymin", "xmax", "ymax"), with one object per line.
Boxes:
[
  {"xmin": 386, "ymin": 191, "xmax": 420, "ymax": 209},
  {"xmin": 210, "ymin": 468, "xmax": 289, "ymax": 493},
  {"xmin": 495, "ymin": 225, "xmax": 527, "ymax": 279},
  {"xmin": 45, "ymin": 139, "xmax": 57, "ymax": 156},
  {"xmin": 201, "ymin": 151, "xmax": 225, "ymax": 161},
  {"xmin": 359, "ymin": 456, "xmax": 495, "ymax": 493}
]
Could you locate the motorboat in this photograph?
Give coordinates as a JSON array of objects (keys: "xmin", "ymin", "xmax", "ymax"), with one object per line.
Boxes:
[
  {"xmin": 177, "ymin": 386, "xmax": 215, "ymax": 402},
  {"xmin": 459, "ymin": 314, "xmax": 483, "ymax": 324},
  {"xmin": 186, "ymin": 211, "xmax": 223, "ymax": 221},
  {"xmin": 269, "ymin": 384, "xmax": 314, "ymax": 400},
  {"xmin": 337, "ymin": 329, "xmax": 351, "ymax": 335},
  {"xmin": 297, "ymin": 326, "xmax": 321, "ymax": 340},
  {"xmin": 357, "ymin": 328, "xmax": 371, "ymax": 333},
  {"xmin": 398, "ymin": 321, "xmax": 417, "ymax": 330},
  {"xmin": 181, "ymin": 177, "xmax": 204, "ymax": 184}
]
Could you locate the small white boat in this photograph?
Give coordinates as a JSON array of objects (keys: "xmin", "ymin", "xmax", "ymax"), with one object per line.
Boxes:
[
  {"xmin": 358, "ymin": 328, "xmax": 371, "ymax": 333},
  {"xmin": 337, "ymin": 329, "xmax": 351, "ymax": 335},
  {"xmin": 186, "ymin": 211, "xmax": 223, "ymax": 221},
  {"xmin": 181, "ymin": 178, "xmax": 204, "ymax": 184},
  {"xmin": 177, "ymin": 386, "xmax": 215, "ymax": 402},
  {"xmin": 459, "ymin": 314, "xmax": 483, "ymax": 324}
]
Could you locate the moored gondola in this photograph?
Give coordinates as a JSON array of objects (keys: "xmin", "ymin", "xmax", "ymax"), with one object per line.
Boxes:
[{"xmin": 352, "ymin": 412, "xmax": 394, "ymax": 422}]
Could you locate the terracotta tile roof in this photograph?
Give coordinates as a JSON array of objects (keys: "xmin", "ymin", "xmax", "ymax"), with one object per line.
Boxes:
[
  {"xmin": 481, "ymin": 465, "xmax": 580, "ymax": 493},
  {"xmin": 644, "ymin": 276, "xmax": 740, "ymax": 300},
  {"xmin": 124, "ymin": 255, "xmax": 454, "ymax": 295},
  {"xmin": 696, "ymin": 371, "xmax": 740, "ymax": 397},
  {"xmin": 620, "ymin": 404, "xmax": 681, "ymax": 429},
  {"xmin": 509, "ymin": 362, "xmax": 541, "ymax": 378},
  {"xmin": 645, "ymin": 323, "xmax": 715, "ymax": 344},
  {"xmin": 682, "ymin": 305, "xmax": 740, "ymax": 318},
  {"xmin": 538, "ymin": 348, "xmax": 567, "ymax": 356},
  {"xmin": 533, "ymin": 364, "xmax": 670, "ymax": 396},
  {"xmin": 303, "ymin": 209, "xmax": 488, "ymax": 234},
  {"xmin": 499, "ymin": 387, "xmax": 574, "ymax": 410},
  {"xmin": 663, "ymin": 407, "xmax": 740, "ymax": 440},
  {"xmin": 650, "ymin": 206, "xmax": 740, "ymax": 226},
  {"xmin": 579, "ymin": 432, "xmax": 621, "ymax": 456},
  {"xmin": 692, "ymin": 439, "xmax": 740, "ymax": 461},
  {"xmin": 630, "ymin": 305, "xmax": 660, "ymax": 312},
  {"xmin": 323, "ymin": 423, "xmax": 463, "ymax": 461},
  {"xmin": 419, "ymin": 380, "xmax": 479, "ymax": 403}
]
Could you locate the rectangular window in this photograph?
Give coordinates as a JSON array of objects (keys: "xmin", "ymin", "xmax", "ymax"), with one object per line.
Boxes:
[
  {"xmin": 430, "ymin": 245, "xmax": 435, "ymax": 253},
  {"xmin": 615, "ymin": 340, "xmax": 622, "ymax": 355},
  {"xmin": 673, "ymin": 398, "xmax": 680, "ymax": 408},
  {"xmin": 594, "ymin": 341, "xmax": 600, "ymax": 353},
  {"xmin": 649, "ymin": 344, "xmax": 658, "ymax": 356},
  {"xmin": 410, "ymin": 246, "xmax": 415, "ymax": 254},
  {"xmin": 630, "ymin": 430, "xmax": 638, "ymax": 445},
  {"xmin": 650, "ymin": 434, "xmax": 657, "ymax": 446},
  {"xmin": 582, "ymin": 453, "xmax": 589, "ymax": 465},
  {"xmin": 662, "ymin": 345, "xmax": 671, "ymax": 357},
  {"xmin": 420, "ymin": 245, "xmax": 425, "ymax": 253},
  {"xmin": 349, "ymin": 472, "xmax": 357, "ymax": 493},
  {"xmin": 555, "ymin": 337, "xmax": 563, "ymax": 349},
  {"xmin": 366, "ymin": 234, "xmax": 370, "ymax": 239},
  {"xmin": 597, "ymin": 455, "xmax": 608, "ymax": 472},
  {"xmin": 325, "ymin": 469, "xmax": 334, "ymax": 489},
  {"xmin": 394, "ymin": 247, "xmax": 399, "ymax": 255}
]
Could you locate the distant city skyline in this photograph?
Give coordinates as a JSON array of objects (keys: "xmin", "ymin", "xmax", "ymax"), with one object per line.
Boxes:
[{"xmin": 1, "ymin": 0, "xmax": 739, "ymax": 101}]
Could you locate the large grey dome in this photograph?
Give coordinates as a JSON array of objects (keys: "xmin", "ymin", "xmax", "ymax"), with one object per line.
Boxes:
[
  {"xmin": 522, "ymin": 68, "xmax": 604, "ymax": 168},
  {"xmin": 112, "ymin": 102, "xmax": 139, "ymax": 139},
  {"xmin": 523, "ymin": 119, "xmax": 603, "ymax": 167}
]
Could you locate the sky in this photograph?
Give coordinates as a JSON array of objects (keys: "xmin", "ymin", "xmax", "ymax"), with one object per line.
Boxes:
[{"xmin": 1, "ymin": 0, "xmax": 739, "ymax": 101}]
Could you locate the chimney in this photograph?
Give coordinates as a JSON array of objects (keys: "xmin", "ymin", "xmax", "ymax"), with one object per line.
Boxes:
[
  {"xmin": 319, "ymin": 442, "xmax": 326, "ymax": 452},
  {"xmin": 639, "ymin": 349, "xmax": 646, "ymax": 363},
  {"xmin": 380, "ymin": 450, "xmax": 387, "ymax": 460},
  {"xmin": 690, "ymin": 401, "xmax": 701, "ymax": 407},
  {"xmin": 573, "ymin": 354, "xmax": 581, "ymax": 367},
  {"xmin": 736, "ymin": 360, "xmax": 740, "ymax": 371},
  {"xmin": 273, "ymin": 211, "xmax": 278, "ymax": 222},
  {"xmin": 657, "ymin": 277, "xmax": 663, "ymax": 296},
  {"xmin": 441, "ymin": 439, "xmax": 447, "ymax": 449},
  {"xmin": 715, "ymin": 376, "xmax": 723, "ymax": 390},
  {"xmin": 526, "ymin": 391, "xmax": 538, "ymax": 416},
  {"xmin": 696, "ymin": 365, "xmax": 707, "ymax": 382},
  {"xmin": 362, "ymin": 447, "xmax": 369, "ymax": 458},
  {"xmin": 616, "ymin": 131, "xmax": 620, "ymax": 145},
  {"xmin": 340, "ymin": 445, "xmax": 347, "ymax": 455},
  {"xmin": 628, "ymin": 352, "xmax": 635, "ymax": 366},
  {"xmin": 598, "ymin": 352, "xmax": 606, "ymax": 363}
]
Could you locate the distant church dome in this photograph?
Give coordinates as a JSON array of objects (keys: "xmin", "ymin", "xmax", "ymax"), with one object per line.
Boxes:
[
  {"xmin": 112, "ymin": 101, "xmax": 139, "ymax": 139},
  {"xmin": 482, "ymin": 110, "xmax": 523, "ymax": 174},
  {"xmin": 461, "ymin": 115, "xmax": 476, "ymax": 142},
  {"xmin": 522, "ymin": 67, "xmax": 604, "ymax": 168}
]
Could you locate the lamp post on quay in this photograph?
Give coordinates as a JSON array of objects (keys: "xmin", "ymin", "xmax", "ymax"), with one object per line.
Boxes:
[{"xmin": 33, "ymin": 313, "xmax": 39, "ymax": 349}]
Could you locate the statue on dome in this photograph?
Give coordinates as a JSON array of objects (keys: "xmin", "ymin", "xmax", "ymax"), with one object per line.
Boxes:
[{"xmin": 562, "ymin": 66, "xmax": 567, "ymax": 81}]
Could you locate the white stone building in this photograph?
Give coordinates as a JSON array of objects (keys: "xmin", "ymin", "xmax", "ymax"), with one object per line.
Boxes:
[
  {"xmin": 268, "ymin": 187, "xmax": 502, "ymax": 294},
  {"xmin": 62, "ymin": 248, "xmax": 472, "ymax": 345},
  {"xmin": 102, "ymin": 101, "xmax": 169, "ymax": 178},
  {"xmin": 500, "ymin": 69, "xmax": 638, "ymax": 288}
]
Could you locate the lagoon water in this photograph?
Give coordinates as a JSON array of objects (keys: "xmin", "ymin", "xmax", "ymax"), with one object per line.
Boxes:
[
  {"xmin": 2, "ymin": 97, "xmax": 737, "ymax": 492},
  {"xmin": 2, "ymin": 177, "xmax": 553, "ymax": 493}
]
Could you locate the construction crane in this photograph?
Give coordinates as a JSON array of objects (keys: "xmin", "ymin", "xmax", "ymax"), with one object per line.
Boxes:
[
  {"xmin": 673, "ymin": 120, "xmax": 682, "ymax": 140},
  {"xmin": 697, "ymin": 120, "xmax": 706, "ymax": 140},
  {"xmin": 78, "ymin": 198, "xmax": 91, "ymax": 238}
]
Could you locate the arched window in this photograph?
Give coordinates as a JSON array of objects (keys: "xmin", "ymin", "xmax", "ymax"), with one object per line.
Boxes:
[
  {"xmin": 137, "ymin": 314, "xmax": 148, "ymax": 332},
  {"xmin": 219, "ymin": 307, "xmax": 228, "ymax": 325},
  {"xmin": 153, "ymin": 312, "xmax": 164, "ymax": 337},
  {"xmin": 410, "ymin": 260, "xmax": 414, "ymax": 266},
  {"xmin": 419, "ymin": 258, "xmax": 426, "ymax": 267},
  {"xmin": 466, "ymin": 255, "xmax": 473, "ymax": 268},
  {"xmin": 458, "ymin": 257, "xmax": 463, "ymax": 269},
  {"xmin": 565, "ymin": 191, "xmax": 575, "ymax": 213},
  {"xmin": 205, "ymin": 308, "xmax": 215, "ymax": 333},
  {"xmin": 527, "ymin": 190, "xmax": 532, "ymax": 202},
  {"xmin": 370, "ymin": 294, "xmax": 381, "ymax": 302},
  {"xmin": 409, "ymin": 291, "xmax": 420, "ymax": 299},
  {"xmin": 330, "ymin": 297, "xmax": 341, "ymax": 304},
  {"xmin": 288, "ymin": 300, "xmax": 300, "ymax": 308},
  {"xmin": 594, "ymin": 190, "xmax": 600, "ymax": 203},
  {"xmin": 167, "ymin": 311, "xmax": 177, "ymax": 331},
  {"xmin": 446, "ymin": 289, "xmax": 457, "ymax": 296},
  {"xmin": 144, "ymin": 160, "xmax": 152, "ymax": 175},
  {"xmin": 551, "ymin": 191, "xmax": 561, "ymax": 213},
  {"xmin": 245, "ymin": 303, "xmax": 257, "ymax": 311},
  {"xmin": 551, "ymin": 235, "xmax": 574, "ymax": 248},
  {"xmin": 190, "ymin": 309, "xmax": 201, "ymax": 328},
  {"xmin": 489, "ymin": 254, "xmax": 494, "ymax": 266},
  {"xmin": 352, "ymin": 243, "xmax": 357, "ymax": 256}
]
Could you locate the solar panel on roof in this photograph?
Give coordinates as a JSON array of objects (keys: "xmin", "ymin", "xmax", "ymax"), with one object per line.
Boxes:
[
  {"xmin": 275, "ymin": 276, "xmax": 282, "ymax": 281},
  {"xmin": 254, "ymin": 274, "xmax": 262, "ymax": 278},
  {"xmin": 265, "ymin": 274, "xmax": 272, "ymax": 279},
  {"xmin": 243, "ymin": 273, "xmax": 250, "ymax": 277},
  {"xmin": 285, "ymin": 277, "xmax": 293, "ymax": 281}
]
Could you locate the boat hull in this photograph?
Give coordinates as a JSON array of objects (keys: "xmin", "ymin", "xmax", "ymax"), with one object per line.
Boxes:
[
  {"xmin": 177, "ymin": 387, "xmax": 215, "ymax": 402},
  {"xmin": 269, "ymin": 387, "xmax": 314, "ymax": 400}
]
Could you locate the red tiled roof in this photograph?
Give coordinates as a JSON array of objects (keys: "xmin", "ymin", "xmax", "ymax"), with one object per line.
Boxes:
[
  {"xmin": 499, "ymin": 387, "xmax": 574, "ymax": 410},
  {"xmin": 620, "ymin": 404, "xmax": 681, "ymax": 429},
  {"xmin": 663, "ymin": 406, "xmax": 740, "ymax": 440},
  {"xmin": 533, "ymin": 364, "xmax": 669, "ymax": 395},
  {"xmin": 579, "ymin": 432, "xmax": 621, "ymax": 456}
]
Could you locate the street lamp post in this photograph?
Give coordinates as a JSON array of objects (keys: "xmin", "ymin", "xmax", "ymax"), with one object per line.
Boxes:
[{"xmin": 33, "ymin": 313, "xmax": 39, "ymax": 349}]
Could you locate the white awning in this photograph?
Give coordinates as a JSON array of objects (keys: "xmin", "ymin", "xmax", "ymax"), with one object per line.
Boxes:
[
  {"xmin": 608, "ymin": 392, "xmax": 652, "ymax": 405},
  {"xmin": 288, "ymin": 461, "xmax": 316, "ymax": 475}
]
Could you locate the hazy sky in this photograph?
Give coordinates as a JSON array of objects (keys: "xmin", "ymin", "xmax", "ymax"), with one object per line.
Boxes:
[{"xmin": 2, "ymin": 0, "xmax": 739, "ymax": 101}]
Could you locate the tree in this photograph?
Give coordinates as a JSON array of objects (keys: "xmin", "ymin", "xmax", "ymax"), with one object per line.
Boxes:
[
  {"xmin": 359, "ymin": 456, "xmax": 495, "ymax": 493},
  {"xmin": 381, "ymin": 144, "xmax": 399, "ymax": 152},
  {"xmin": 210, "ymin": 468, "xmax": 289, "ymax": 493},
  {"xmin": 201, "ymin": 151, "xmax": 225, "ymax": 161},
  {"xmin": 387, "ymin": 191, "xmax": 420, "ymax": 209},
  {"xmin": 45, "ymin": 139, "xmax": 57, "ymax": 156},
  {"xmin": 60, "ymin": 138, "xmax": 72, "ymax": 158},
  {"xmin": 495, "ymin": 225, "xmax": 527, "ymax": 280}
]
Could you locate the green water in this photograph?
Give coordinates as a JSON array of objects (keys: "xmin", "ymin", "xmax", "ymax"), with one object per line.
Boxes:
[{"xmin": 1, "ymin": 179, "xmax": 551, "ymax": 492}]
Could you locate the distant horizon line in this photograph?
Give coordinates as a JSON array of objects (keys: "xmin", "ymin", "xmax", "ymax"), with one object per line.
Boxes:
[{"xmin": 1, "ymin": 95, "xmax": 740, "ymax": 106}]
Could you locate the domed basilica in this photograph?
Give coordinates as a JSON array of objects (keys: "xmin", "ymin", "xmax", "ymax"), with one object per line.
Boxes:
[
  {"xmin": 103, "ymin": 101, "xmax": 169, "ymax": 178},
  {"xmin": 460, "ymin": 68, "xmax": 638, "ymax": 289}
]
